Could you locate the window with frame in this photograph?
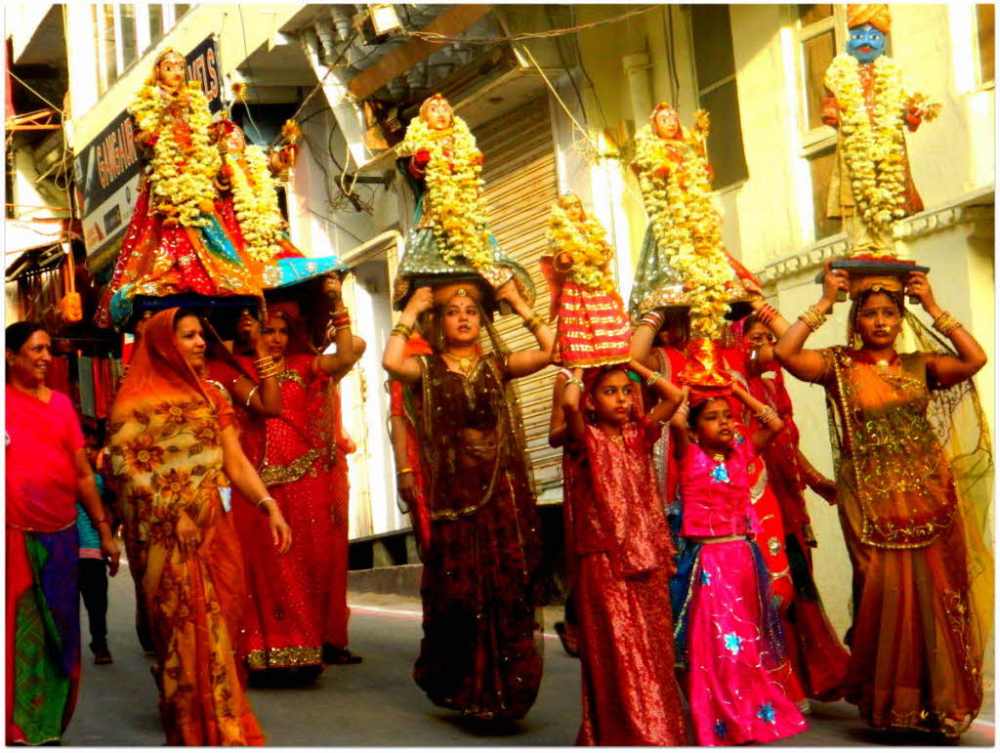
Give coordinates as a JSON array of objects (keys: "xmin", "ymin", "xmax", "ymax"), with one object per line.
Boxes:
[
  {"xmin": 689, "ymin": 4, "xmax": 749, "ymax": 190},
  {"xmin": 93, "ymin": 3, "xmax": 192, "ymax": 96},
  {"xmin": 976, "ymin": 4, "xmax": 995, "ymax": 86},
  {"xmin": 795, "ymin": 4, "xmax": 848, "ymax": 240}
]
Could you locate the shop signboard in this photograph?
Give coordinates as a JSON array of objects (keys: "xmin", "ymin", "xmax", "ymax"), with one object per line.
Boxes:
[{"xmin": 75, "ymin": 36, "xmax": 223, "ymax": 275}]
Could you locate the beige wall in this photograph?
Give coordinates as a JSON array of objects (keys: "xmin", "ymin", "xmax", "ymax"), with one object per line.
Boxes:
[{"xmin": 64, "ymin": 5, "xmax": 301, "ymax": 150}]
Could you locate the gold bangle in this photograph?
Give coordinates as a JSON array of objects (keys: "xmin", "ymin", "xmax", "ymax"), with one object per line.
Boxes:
[
  {"xmin": 564, "ymin": 377, "xmax": 585, "ymax": 392},
  {"xmin": 756, "ymin": 406, "xmax": 778, "ymax": 425},
  {"xmin": 256, "ymin": 495, "xmax": 276, "ymax": 510},
  {"xmin": 391, "ymin": 322, "xmax": 413, "ymax": 340},
  {"xmin": 523, "ymin": 314, "xmax": 542, "ymax": 332},
  {"xmin": 645, "ymin": 371, "xmax": 663, "ymax": 387},
  {"xmin": 396, "ymin": 467, "xmax": 413, "ymax": 476},
  {"xmin": 798, "ymin": 305, "xmax": 827, "ymax": 333},
  {"xmin": 640, "ymin": 311, "xmax": 665, "ymax": 330},
  {"xmin": 933, "ymin": 311, "xmax": 962, "ymax": 336},
  {"xmin": 245, "ymin": 384, "xmax": 260, "ymax": 407}
]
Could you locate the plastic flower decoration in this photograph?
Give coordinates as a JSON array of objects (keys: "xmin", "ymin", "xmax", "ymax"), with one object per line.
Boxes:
[
  {"xmin": 825, "ymin": 54, "xmax": 937, "ymax": 235},
  {"xmin": 545, "ymin": 201, "xmax": 616, "ymax": 294},
  {"xmin": 396, "ymin": 111, "xmax": 494, "ymax": 272},
  {"xmin": 632, "ymin": 120, "xmax": 734, "ymax": 340},
  {"xmin": 130, "ymin": 80, "xmax": 220, "ymax": 228}
]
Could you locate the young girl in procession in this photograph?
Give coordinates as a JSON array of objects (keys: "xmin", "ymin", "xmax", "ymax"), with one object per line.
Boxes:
[
  {"xmin": 560, "ymin": 361, "xmax": 689, "ymax": 746},
  {"xmin": 671, "ymin": 382, "xmax": 808, "ymax": 746}
]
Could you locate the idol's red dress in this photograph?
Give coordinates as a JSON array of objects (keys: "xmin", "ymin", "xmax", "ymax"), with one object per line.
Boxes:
[{"xmin": 570, "ymin": 419, "xmax": 688, "ymax": 746}]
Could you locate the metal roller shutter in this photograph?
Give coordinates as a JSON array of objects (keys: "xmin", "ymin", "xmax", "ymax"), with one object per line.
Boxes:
[{"xmin": 477, "ymin": 96, "xmax": 562, "ymax": 501}]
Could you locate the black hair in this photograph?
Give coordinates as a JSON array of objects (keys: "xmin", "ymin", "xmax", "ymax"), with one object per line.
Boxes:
[
  {"xmin": 5, "ymin": 321, "xmax": 47, "ymax": 354},
  {"xmin": 589, "ymin": 365, "xmax": 629, "ymax": 394},
  {"xmin": 687, "ymin": 396, "xmax": 728, "ymax": 430},
  {"xmin": 855, "ymin": 287, "xmax": 904, "ymax": 315},
  {"xmin": 172, "ymin": 308, "xmax": 202, "ymax": 330}
]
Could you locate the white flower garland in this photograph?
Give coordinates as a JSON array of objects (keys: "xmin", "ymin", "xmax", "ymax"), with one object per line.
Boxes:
[
  {"xmin": 397, "ymin": 114, "xmax": 493, "ymax": 271},
  {"xmin": 129, "ymin": 81, "xmax": 219, "ymax": 228},
  {"xmin": 226, "ymin": 145, "xmax": 285, "ymax": 262},
  {"xmin": 632, "ymin": 124, "xmax": 733, "ymax": 339},
  {"xmin": 825, "ymin": 54, "xmax": 908, "ymax": 232}
]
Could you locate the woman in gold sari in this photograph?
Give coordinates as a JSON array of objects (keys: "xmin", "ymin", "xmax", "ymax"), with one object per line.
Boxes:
[
  {"xmin": 775, "ymin": 263, "xmax": 992, "ymax": 739},
  {"xmin": 108, "ymin": 308, "xmax": 292, "ymax": 745}
]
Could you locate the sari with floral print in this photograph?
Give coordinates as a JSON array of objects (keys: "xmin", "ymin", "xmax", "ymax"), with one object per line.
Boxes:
[{"xmin": 108, "ymin": 308, "xmax": 263, "ymax": 746}]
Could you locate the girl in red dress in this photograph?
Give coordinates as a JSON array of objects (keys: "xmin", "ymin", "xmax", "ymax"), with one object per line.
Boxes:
[{"xmin": 560, "ymin": 360, "xmax": 689, "ymax": 745}]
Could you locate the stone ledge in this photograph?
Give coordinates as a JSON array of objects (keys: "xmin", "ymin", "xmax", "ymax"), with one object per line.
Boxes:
[{"xmin": 756, "ymin": 185, "xmax": 995, "ymax": 285}]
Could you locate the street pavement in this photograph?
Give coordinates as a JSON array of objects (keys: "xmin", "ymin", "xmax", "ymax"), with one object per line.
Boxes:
[{"xmin": 65, "ymin": 567, "xmax": 994, "ymax": 746}]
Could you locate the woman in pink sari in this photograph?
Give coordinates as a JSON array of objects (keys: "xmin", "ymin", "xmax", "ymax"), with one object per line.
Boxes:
[{"xmin": 6, "ymin": 322, "xmax": 121, "ymax": 745}]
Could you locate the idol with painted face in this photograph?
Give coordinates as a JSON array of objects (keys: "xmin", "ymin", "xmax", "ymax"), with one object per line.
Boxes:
[
  {"xmin": 543, "ymin": 193, "xmax": 631, "ymax": 368},
  {"xmin": 774, "ymin": 263, "xmax": 990, "ymax": 738},
  {"xmin": 393, "ymin": 94, "xmax": 535, "ymax": 307},
  {"xmin": 821, "ymin": 4, "xmax": 939, "ymax": 248},
  {"xmin": 382, "ymin": 278, "xmax": 553, "ymax": 720},
  {"xmin": 628, "ymin": 101, "xmax": 755, "ymax": 338}
]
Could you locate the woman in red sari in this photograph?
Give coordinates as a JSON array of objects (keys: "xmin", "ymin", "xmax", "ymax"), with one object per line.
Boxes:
[
  {"xmin": 225, "ymin": 277, "xmax": 364, "ymax": 679},
  {"xmin": 6, "ymin": 323, "xmax": 121, "ymax": 745},
  {"xmin": 108, "ymin": 308, "xmax": 291, "ymax": 745}
]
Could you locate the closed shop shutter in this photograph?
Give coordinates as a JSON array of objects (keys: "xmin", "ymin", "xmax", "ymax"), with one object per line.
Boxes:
[{"xmin": 477, "ymin": 96, "xmax": 562, "ymax": 501}]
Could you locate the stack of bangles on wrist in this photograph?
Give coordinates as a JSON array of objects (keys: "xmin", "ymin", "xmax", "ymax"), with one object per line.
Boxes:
[
  {"xmin": 255, "ymin": 356, "xmax": 280, "ymax": 380},
  {"xmin": 522, "ymin": 314, "xmax": 543, "ymax": 333},
  {"xmin": 932, "ymin": 311, "xmax": 962, "ymax": 336},
  {"xmin": 756, "ymin": 303, "xmax": 778, "ymax": 326},
  {"xmin": 391, "ymin": 322, "xmax": 413, "ymax": 340},
  {"xmin": 640, "ymin": 310, "xmax": 665, "ymax": 331},
  {"xmin": 331, "ymin": 309, "xmax": 351, "ymax": 332},
  {"xmin": 564, "ymin": 376, "xmax": 585, "ymax": 392},
  {"xmin": 798, "ymin": 304, "xmax": 827, "ymax": 332},
  {"xmin": 755, "ymin": 406, "xmax": 779, "ymax": 425},
  {"xmin": 256, "ymin": 495, "xmax": 276, "ymax": 510},
  {"xmin": 645, "ymin": 371, "xmax": 664, "ymax": 387}
]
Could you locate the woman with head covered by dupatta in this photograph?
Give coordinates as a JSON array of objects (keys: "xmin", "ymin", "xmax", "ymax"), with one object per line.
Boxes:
[
  {"xmin": 383, "ymin": 277, "xmax": 553, "ymax": 721},
  {"xmin": 217, "ymin": 275, "xmax": 365, "ymax": 679},
  {"xmin": 108, "ymin": 308, "xmax": 291, "ymax": 745},
  {"xmin": 775, "ymin": 263, "xmax": 992, "ymax": 739}
]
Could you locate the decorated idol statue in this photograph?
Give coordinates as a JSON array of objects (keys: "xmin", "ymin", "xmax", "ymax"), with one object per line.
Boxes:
[
  {"xmin": 629, "ymin": 102, "xmax": 756, "ymax": 343},
  {"xmin": 541, "ymin": 194, "xmax": 630, "ymax": 367},
  {"xmin": 392, "ymin": 93, "xmax": 533, "ymax": 312},
  {"xmin": 822, "ymin": 4, "xmax": 940, "ymax": 249},
  {"xmin": 96, "ymin": 49, "xmax": 259, "ymax": 329}
]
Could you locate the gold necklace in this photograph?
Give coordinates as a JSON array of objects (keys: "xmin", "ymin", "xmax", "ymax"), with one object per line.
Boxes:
[{"xmin": 443, "ymin": 351, "xmax": 476, "ymax": 375}]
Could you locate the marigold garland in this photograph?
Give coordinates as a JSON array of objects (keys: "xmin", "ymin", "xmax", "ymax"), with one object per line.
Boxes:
[
  {"xmin": 397, "ymin": 114, "xmax": 493, "ymax": 272},
  {"xmin": 825, "ymin": 54, "xmax": 910, "ymax": 233},
  {"xmin": 546, "ymin": 203, "xmax": 615, "ymax": 294},
  {"xmin": 632, "ymin": 123, "xmax": 733, "ymax": 340},
  {"xmin": 226, "ymin": 145, "xmax": 285, "ymax": 262},
  {"xmin": 129, "ymin": 81, "xmax": 219, "ymax": 228}
]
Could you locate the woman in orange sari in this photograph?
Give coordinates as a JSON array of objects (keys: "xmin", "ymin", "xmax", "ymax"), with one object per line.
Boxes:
[
  {"xmin": 108, "ymin": 308, "xmax": 292, "ymax": 745},
  {"xmin": 776, "ymin": 264, "xmax": 992, "ymax": 739}
]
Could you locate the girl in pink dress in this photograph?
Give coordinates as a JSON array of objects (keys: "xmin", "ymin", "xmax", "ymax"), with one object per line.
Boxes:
[
  {"xmin": 671, "ymin": 388, "xmax": 808, "ymax": 746},
  {"xmin": 560, "ymin": 361, "xmax": 689, "ymax": 746}
]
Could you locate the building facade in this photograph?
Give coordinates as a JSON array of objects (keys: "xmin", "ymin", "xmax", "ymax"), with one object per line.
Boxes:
[{"xmin": 6, "ymin": 4, "xmax": 994, "ymax": 634}]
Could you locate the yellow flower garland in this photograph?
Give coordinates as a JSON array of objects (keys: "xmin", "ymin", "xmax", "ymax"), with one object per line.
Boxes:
[
  {"xmin": 129, "ymin": 81, "xmax": 219, "ymax": 228},
  {"xmin": 825, "ymin": 54, "xmax": 908, "ymax": 232},
  {"xmin": 227, "ymin": 145, "xmax": 285, "ymax": 262},
  {"xmin": 397, "ymin": 114, "xmax": 493, "ymax": 271},
  {"xmin": 632, "ymin": 123, "xmax": 733, "ymax": 340},
  {"xmin": 546, "ymin": 203, "xmax": 615, "ymax": 294}
]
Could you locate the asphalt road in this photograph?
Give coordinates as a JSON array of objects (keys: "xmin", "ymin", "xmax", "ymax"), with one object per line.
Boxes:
[{"xmin": 64, "ymin": 568, "xmax": 994, "ymax": 746}]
